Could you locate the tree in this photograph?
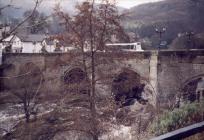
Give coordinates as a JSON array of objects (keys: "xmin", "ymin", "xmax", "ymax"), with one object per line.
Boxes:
[
  {"xmin": 0, "ymin": 0, "xmax": 13, "ymax": 16},
  {"xmin": 55, "ymin": 0, "xmax": 129, "ymax": 139},
  {"xmin": 169, "ymin": 33, "xmax": 204, "ymax": 50},
  {"xmin": 0, "ymin": 0, "xmax": 42, "ymax": 42},
  {"xmin": 0, "ymin": 62, "xmax": 44, "ymax": 139},
  {"xmin": 188, "ymin": 0, "xmax": 204, "ymax": 30},
  {"xmin": 4, "ymin": 63, "xmax": 43, "ymax": 123},
  {"xmin": 23, "ymin": 10, "xmax": 48, "ymax": 34}
]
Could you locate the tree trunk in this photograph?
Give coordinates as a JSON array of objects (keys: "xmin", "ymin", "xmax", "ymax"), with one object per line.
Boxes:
[
  {"xmin": 90, "ymin": 50, "xmax": 98, "ymax": 140},
  {"xmin": 90, "ymin": 0, "xmax": 98, "ymax": 139},
  {"xmin": 24, "ymin": 103, "xmax": 30, "ymax": 123}
]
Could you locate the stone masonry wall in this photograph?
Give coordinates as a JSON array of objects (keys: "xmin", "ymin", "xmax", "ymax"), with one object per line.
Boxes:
[
  {"xmin": 1, "ymin": 50, "xmax": 204, "ymax": 108},
  {"xmin": 0, "ymin": 52, "xmax": 153, "ymax": 103},
  {"xmin": 157, "ymin": 50, "xmax": 204, "ymax": 108}
]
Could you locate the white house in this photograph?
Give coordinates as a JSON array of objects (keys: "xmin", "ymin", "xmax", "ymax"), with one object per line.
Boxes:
[
  {"xmin": 19, "ymin": 34, "xmax": 46, "ymax": 53},
  {"xmin": 41, "ymin": 38, "xmax": 65, "ymax": 53},
  {"xmin": 0, "ymin": 34, "xmax": 64, "ymax": 53},
  {"xmin": 0, "ymin": 24, "xmax": 11, "ymax": 39},
  {"xmin": 0, "ymin": 35, "xmax": 23, "ymax": 53}
]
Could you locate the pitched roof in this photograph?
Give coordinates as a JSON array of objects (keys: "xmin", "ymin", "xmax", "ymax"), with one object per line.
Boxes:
[
  {"xmin": 18, "ymin": 34, "xmax": 46, "ymax": 42},
  {"xmin": 3, "ymin": 35, "xmax": 17, "ymax": 42}
]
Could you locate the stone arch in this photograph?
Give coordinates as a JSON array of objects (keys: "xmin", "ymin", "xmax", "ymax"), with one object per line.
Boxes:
[
  {"xmin": 182, "ymin": 74, "xmax": 204, "ymax": 89},
  {"xmin": 111, "ymin": 68, "xmax": 148, "ymax": 107},
  {"xmin": 1, "ymin": 64, "xmax": 17, "ymax": 90},
  {"xmin": 3, "ymin": 63, "xmax": 17, "ymax": 76},
  {"xmin": 20, "ymin": 62, "xmax": 41, "ymax": 73},
  {"xmin": 3, "ymin": 62, "xmax": 43, "ymax": 104},
  {"xmin": 64, "ymin": 67, "xmax": 86, "ymax": 84},
  {"xmin": 181, "ymin": 74, "xmax": 204, "ymax": 104},
  {"xmin": 196, "ymin": 77, "xmax": 204, "ymax": 101},
  {"xmin": 17, "ymin": 62, "xmax": 42, "ymax": 89},
  {"xmin": 2, "ymin": 62, "xmax": 42, "ymax": 91},
  {"xmin": 63, "ymin": 67, "xmax": 90, "ymax": 95}
]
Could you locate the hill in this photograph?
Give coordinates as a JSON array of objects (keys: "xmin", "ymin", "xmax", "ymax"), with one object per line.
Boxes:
[
  {"xmin": 169, "ymin": 33, "xmax": 204, "ymax": 50},
  {"xmin": 125, "ymin": 0, "xmax": 189, "ymax": 25},
  {"xmin": 123, "ymin": 0, "xmax": 204, "ymax": 47}
]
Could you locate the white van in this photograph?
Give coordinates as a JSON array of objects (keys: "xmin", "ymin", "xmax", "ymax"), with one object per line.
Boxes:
[{"xmin": 106, "ymin": 42, "xmax": 143, "ymax": 52}]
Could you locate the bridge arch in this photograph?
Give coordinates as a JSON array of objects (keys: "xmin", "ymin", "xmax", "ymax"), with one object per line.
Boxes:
[
  {"xmin": 63, "ymin": 67, "xmax": 90, "ymax": 95},
  {"xmin": 180, "ymin": 74, "xmax": 204, "ymax": 104},
  {"xmin": 18, "ymin": 62, "xmax": 42, "ymax": 85},
  {"xmin": 64, "ymin": 67, "xmax": 86, "ymax": 84},
  {"xmin": 19, "ymin": 62, "xmax": 41, "ymax": 74},
  {"xmin": 182, "ymin": 74, "xmax": 204, "ymax": 89},
  {"xmin": 111, "ymin": 68, "xmax": 150, "ymax": 107}
]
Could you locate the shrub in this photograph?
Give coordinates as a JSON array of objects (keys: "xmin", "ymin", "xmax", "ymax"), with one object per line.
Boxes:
[{"xmin": 151, "ymin": 100, "xmax": 204, "ymax": 136}]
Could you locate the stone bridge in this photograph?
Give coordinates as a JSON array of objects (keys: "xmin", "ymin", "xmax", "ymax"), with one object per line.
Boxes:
[{"xmin": 1, "ymin": 50, "xmax": 204, "ymax": 108}]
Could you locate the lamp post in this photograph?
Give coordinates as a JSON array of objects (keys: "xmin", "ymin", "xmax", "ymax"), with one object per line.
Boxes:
[
  {"xmin": 185, "ymin": 31, "xmax": 194, "ymax": 49},
  {"xmin": 155, "ymin": 27, "xmax": 166, "ymax": 50}
]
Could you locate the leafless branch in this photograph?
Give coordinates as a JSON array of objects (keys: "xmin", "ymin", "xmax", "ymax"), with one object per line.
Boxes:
[{"xmin": 0, "ymin": 0, "xmax": 42, "ymax": 42}]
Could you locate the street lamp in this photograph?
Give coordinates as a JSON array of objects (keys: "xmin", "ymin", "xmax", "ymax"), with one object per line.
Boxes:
[
  {"xmin": 185, "ymin": 31, "xmax": 194, "ymax": 49},
  {"xmin": 186, "ymin": 31, "xmax": 194, "ymax": 41},
  {"xmin": 155, "ymin": 27, "xmax": 166, "ymax": 50}
]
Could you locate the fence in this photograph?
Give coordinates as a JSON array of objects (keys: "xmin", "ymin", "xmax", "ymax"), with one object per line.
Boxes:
[{"xmin": 151, "ymin": 121, "xmax": 204, "ymax": 140}]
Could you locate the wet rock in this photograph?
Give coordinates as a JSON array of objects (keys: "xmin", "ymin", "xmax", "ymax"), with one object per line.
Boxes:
[
  {"xmin": 100, "ymin": 125, "xmax": 132, "ymax": 140},
  {"xmin": 53, "ymin": 130, "xmax": 93, "ymax": 140}
]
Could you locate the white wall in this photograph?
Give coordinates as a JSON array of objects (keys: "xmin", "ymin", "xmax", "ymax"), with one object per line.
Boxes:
[
  {"xmin": 1, "ymin": 36, "xmax": 23, "ymax": 53},
  {"xmin": 0, "ymin": 43, "xmax": 4, "ymax": 50},
  {"xmin": 42, "ymin": 40, "xmax": 57, "ymax": 53},
  {"xmin": 11, "ymin": 37, "xmax": 23, "ymax": 52},
  {"xmin": 22, "ymin": 42, "xmax": 42, "ymax": 53},
  {"xmin": 0, "ymin": 47, "xmax": 2, "ymax": 65},
  {"xmin": 2, "ymin": 35, "xmax": 67, "ymax": 53},
  {"xmin": 45, "ymin": 45, "xmax": 55, "ymax": 52}
]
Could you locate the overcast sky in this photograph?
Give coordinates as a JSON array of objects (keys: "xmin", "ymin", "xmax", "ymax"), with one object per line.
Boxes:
[
  {"xmin": 1, "ymin": 0, "xmax": 164, "ymax": 11},
  {"xmin": 42, "ymin": 0, "xmax": 164, "ymax": 9},
  {"xmin": 114, "ymin": 0, "xmax": 163, "ymax": 8}
]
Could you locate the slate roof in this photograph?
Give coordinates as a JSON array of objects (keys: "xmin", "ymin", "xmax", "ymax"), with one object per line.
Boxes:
[
  {"xmin": 2, "ymin": 35, "xmax": 16, "ymax": 42},
  {"xmin": 18, "ymin": 34, "xmax": 46, "ymax": 42}
]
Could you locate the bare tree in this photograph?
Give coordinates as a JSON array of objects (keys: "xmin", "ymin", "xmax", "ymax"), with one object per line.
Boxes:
[
  {"xmin": 23, "ymin": 10, "xmax": 49, "ymax": 34},
  {"xmin": 0, "ymin": 62, "xmax": 44, "ymax": 140},
  {"xmin": 0, "ymin": 0, "xmax": 42, "ymax": 42},
  {"xmin": 11, "ymin": 63, "xmax": 43, "ymax": 123},
  {"xmin": 55, "ymin": 0, "xmax": 129, "ymax": 139},
  {"xmin": 0, "ymin": 0, "xmax": 18, "ymax": 15}
]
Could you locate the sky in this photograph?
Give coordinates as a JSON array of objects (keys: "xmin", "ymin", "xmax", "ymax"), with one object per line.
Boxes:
[
  {"xmin": 114, "ymin": 0, "xmax": 163, "ymax": 8},
  {"xmin": 1, "ymin": 0, "xmax": 164, "ymax": 15},
  {"xmin": 45, "ymin": 0, "xmax": 163, "ymax": 9}
]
